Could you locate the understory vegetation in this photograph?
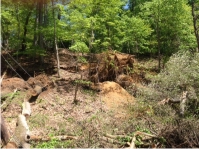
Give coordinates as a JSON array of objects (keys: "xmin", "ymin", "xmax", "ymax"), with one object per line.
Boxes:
[{"xmin": 130, "ymin": 51, "xmax": 199, "ymax": 147}]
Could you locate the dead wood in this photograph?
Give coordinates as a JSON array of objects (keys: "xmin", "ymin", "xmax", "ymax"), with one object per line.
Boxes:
[
  {"xmin": 180, "ymin": 91, "xmax": 188, "ymax": 116},
  {"xmin": 1, "ymin": 116, "xmax": 10, "ymax": 145},
  {"xmin": 103, "ymin": 131, "xmax": 158, "ymax": 148},
  {"xmin": 160, "ymin": 119, "xmax": 199, "ymax": 147},
  {"xmin": 116, "ymin": 74, "xmax": 134, "ymax": 87},
  {"xmin": 129, "ymin": 135, "xmax": 136, "ymax": 149},
  {"xmin": 2, "ymin": 84, "xmax": 33, "ymax": 148},
  {"xmin": 10, "ymin": 114, "xmax": 30, "ymax": 148},
  {"xmin": 0, "ymin": 71, "xmax": 7, "ymax": 85},
  {"xmin": 22, "ymin": 101, "xmax": 31, "ymax": 117},
  {"xmin": 89, "ymin": 51, "xmax": 134, "ymax": 83},
  {"xmin": 100, "ymin": 136, "xmax": 120, "ymax": 144},
  {"xmin": 135, "ymin": 131, "xmax": 157, "ymax": 137},
  {"xmin": 3, "ymin": 142, "xmax": 18, "ymax": 148},
  {"xmin": 30, "ymin": 135, "xmax": 78, "ymax": 141},
  {"xmin": 158, "ymin": 91, "xmax": 188, "ymax": 116},
  {"xmin": 105, "ymin": 133, "xmax": 131, "ymax": 139},
  {"xmin": 119, "ymin": 131, "xmax": 158, "ymax": 149}
]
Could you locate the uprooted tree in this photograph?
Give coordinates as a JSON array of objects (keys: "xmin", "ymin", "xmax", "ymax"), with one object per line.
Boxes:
[{"xmin": 89, "ymin": 51, "xmax": 134, "ymax": 84}]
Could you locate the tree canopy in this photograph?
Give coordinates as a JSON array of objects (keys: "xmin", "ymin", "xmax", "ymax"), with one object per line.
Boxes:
[{"xmin": 1, "ymin": 0, "xmax": 198, "ymax": 63}]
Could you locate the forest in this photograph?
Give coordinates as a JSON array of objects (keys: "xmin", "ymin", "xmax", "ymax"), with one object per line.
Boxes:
[{"xmin": 1, "ymin": 0, "xmax": 199, "ymax": 148}]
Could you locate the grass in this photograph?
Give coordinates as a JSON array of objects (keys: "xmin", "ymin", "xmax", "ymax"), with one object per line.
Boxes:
[
  {"xmin": 33, "ymin": 137, "xmax": 73, "ymax": 148},
  {"xmin": 29, "ymin": 114, "xmax": 49, "ymax": 128},
  {"xmin": 82, "ymin": 88, "xmax": 96, "ymax": 97},
  {"xmin": 1, "ymin": 91, "xmax": 24, "ymax": 111}
]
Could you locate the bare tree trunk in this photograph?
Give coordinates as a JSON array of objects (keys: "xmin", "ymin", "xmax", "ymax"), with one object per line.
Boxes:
[
  {"xmin": 21, "ymin": 11, "xmax": 32, "ymax": 51},
  {"xmin": 33, "ymin": 3, "xmax": 39, "ymax": 61},
  {"xmin": 15, "ymin": 3, "xmax": 21, "ymax": 60},
  {"xmin": 89, "ymin": 19, "xmax": 94, "ymax": 80},
  {"xmin": 191, "ymin": 2, "xmax": 199, "ymax": 52},
  {"xmin": 38, "ymin": 0, "xmax": 43, "ymax": 48},
  {"xmin": 157, "ymin": 0, "xmax": 161, "ymax": 71},
  {"xmin": 73, "ymin": 74, "xmax": 82, "ymax": 104},
  {"xmin": 52, "ymin": 0, "xmax": 60, "ymax": 78},
  {"xmin": 55, "ymin": 39, "xmax": 60, "ymax": 77},
  {"xmin": 38, "ymin": 0, "xmax": 44, "ymax": 63},
  {"xmin": 44, "ymin": 0, "xmax": 48, "ymax": 26},
  {"xmin": 33, "ymin": 4, "xmax": 38, "ymax": 46}
]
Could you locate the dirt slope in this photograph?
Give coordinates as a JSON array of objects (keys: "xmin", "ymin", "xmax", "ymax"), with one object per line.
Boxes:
[{"xmin": 99, "ymin": 81, "xmax": 135, "ymax": 118}]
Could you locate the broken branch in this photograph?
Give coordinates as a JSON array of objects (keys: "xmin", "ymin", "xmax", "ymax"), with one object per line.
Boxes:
[
  {"xmin": 0, "ymin": 71, "xmax": 6, "ymax": 85},
  {"xmin": 30, "ymin": 135, "xmax": 78, "ymax": 141}
]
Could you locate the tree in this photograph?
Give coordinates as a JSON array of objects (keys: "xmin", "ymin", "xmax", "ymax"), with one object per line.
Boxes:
[
  {"xmin": 21, "ymin": 9, "xmax": 33, "ymax": 51},
  {"xmin": 120, "ymin": 15, "xmax": 152, "ymax": 54},
  {"xmin": 140, "ymin": 0, "xmax": 196, "ymax": 69},
  {"xmin": 128, "ymin": 0, "xmax": 151, "ymax": 15},
  {"xmin": 65, "ymin": 0, "xmax": 127, "ymax": 52},
  {"xmin": 1, "ymin": 0, "xmax": 19, "ymax": 49}
]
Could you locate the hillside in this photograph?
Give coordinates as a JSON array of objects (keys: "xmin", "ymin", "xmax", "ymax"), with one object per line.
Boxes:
[{"xmin": 1, "ymin": 49, "xmax": 199, "ymax": 148}]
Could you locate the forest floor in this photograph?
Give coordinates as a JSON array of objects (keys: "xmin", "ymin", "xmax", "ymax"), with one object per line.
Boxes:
[{"xmin": 2, "ymin": 49, "xmax": 197, "ymax": 148}]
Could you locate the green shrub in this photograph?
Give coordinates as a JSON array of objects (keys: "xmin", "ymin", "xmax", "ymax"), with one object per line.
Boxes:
[
  {"xmin": 152, "ymin": 51, "xmax": 199, "ymax": 97},
  {"xmin": 149, "ymin": 51, "xmax": 199, "ymax": 116}
]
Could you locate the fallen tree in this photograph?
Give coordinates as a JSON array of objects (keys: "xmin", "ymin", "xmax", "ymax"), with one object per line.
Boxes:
[{"xmin": 1, "ymin": 74, "xmax": 53, "ymax": 148}]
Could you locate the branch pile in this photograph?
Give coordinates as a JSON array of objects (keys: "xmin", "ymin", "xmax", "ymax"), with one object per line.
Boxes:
[{"xmin": 160, "ymin": 120, "xmax": 199, "ymax": 147}]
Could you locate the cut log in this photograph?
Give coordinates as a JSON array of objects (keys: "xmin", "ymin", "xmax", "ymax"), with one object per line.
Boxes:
[
  {"xmin": 8, "ymin": 114, "xmax": 30, "ymax": 148},
  {"xmin": 1, "ymin": 116, "xmax": 10, "ymax": 145},
  {"xmin": 22, "ymin": 101, "xmax": 31, "ymax": 117}
]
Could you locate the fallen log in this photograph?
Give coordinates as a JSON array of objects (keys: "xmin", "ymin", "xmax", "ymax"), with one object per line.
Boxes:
[
  {"xmin": 4, "ymin": 114, "xmax": 31, "ymax": 149},
  {"xmin": 0, "ymin": 116, "xmax": 10, "ymax": 145},
  {"xmin": 3, "ymin": 93, "xmax": 32, "ymax": 148}
]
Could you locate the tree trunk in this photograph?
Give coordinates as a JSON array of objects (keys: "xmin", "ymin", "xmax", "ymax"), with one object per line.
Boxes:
[
  {"xmin": 21, "ymin": 11, "xmax": 32, "ymax": 51},
  {"xmin": 38, "ymin": 0, "xmax": 44, "ymax": 63},
  {"xmin": 15, "ymin": 3, "xmax": 21, "ymax": 60},
  {"xmin": 89, "ymin": 19, "xmax": 94, "ymax": 79},
  {"xmin": 44, "ymin": 0, "xmax": 48, "ymax": 26},
  {"xmin": 157, "ymin": 0, "xmax": 161, "ymax": 71},
  {"xmin": 33, "ymin": 3, "xmax": 39, "ymax": 46},
  {"xmin": 1, "ymin": 115, "xmax": 10, "ymax": 145},
  {"xmin": 52, "ymin": 0, "xmax": 60, "ymax": 78},
  {"xmin": 38, "ymin": 0, "xmax": 43, "ymax": 48},
  {"xmin": 191, "ymin": 2, "xmax": 199, "ymax": 52},
  {"xmin": 55, "ymin": 39, "xmax": 60, "ymax": 78},
  {"xmin": 33, "ymin": 3, "xmax": 39, "ymax": 61}
]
